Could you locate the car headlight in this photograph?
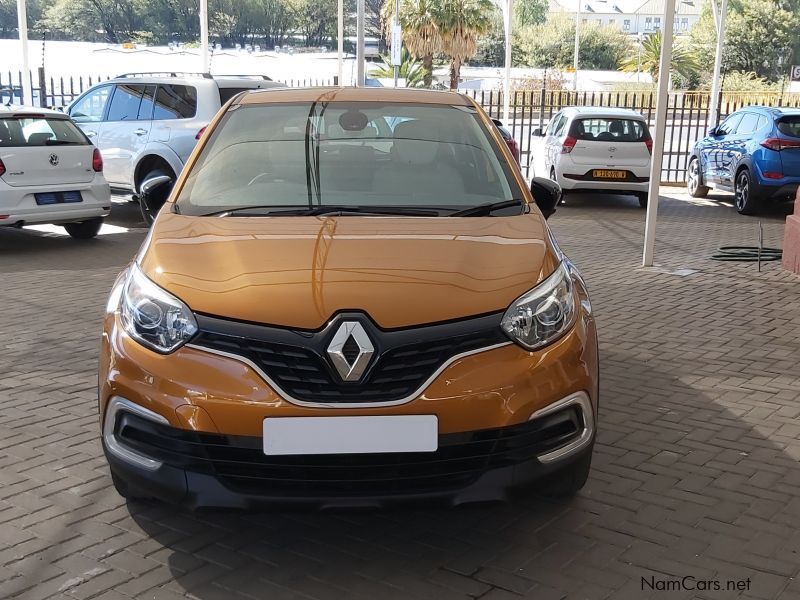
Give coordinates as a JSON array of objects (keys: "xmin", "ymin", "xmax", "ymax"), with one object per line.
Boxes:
[
  {"xmin": 501, "ymin": 262, "xmax": 576, "ymax": 351},
  {"xmin": 118, "ymin": 264, "xmax": 197, "ymax": 353}
]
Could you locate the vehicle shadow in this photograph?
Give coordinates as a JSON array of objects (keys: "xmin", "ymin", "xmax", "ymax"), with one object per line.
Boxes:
[
  {"xmin": 0, "ymin": 200, "xmax": 146, "ymax": 273},
  {"xmin": 125, "ymin": 350, "xmax": 800, "ymax": 599}
]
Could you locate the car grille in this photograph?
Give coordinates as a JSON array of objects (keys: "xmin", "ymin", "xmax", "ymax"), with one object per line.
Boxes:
[
  {"xmin": 115, "ymin": 408, "xmax": 584, "ymax": 497},
  {"xmin": 190, "ymin": 312, "xmax": 508, "ymax": 404}
]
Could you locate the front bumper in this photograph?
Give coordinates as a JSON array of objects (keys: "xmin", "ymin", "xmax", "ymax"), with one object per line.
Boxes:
[
  {"xmin": 103, "ymin": 392, "xmax": 595, "ymax": 509},
  {"xmin": 99, "ymin": 281, "xmax": 598, "ymax": 507}
]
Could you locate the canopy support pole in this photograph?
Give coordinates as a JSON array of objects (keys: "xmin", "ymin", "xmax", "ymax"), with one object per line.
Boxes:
[
  {"xmin": 338, "ymin": 0, "xmax": 344, "ymax": 85},
  {"xmin": 642, "ymin": 0, "xmax": 676, "ymax": 267},
  {"xmin": 17, "ymin": 0, "xmax": 32, "ymax": 105},
  {"xmin": 356, "ymin": 0, "xmax": 365, "ymax": 86},
  {"xmin": 199, "ymin": 0, "xmax": 209, "ymax": 72},
  {"xmin": 503, "ymin": 0, "xmax": 513, "ymax": 123},
  {"xmin": 707, "ymin": 0, "xmax": 728, "ymax": 128}
]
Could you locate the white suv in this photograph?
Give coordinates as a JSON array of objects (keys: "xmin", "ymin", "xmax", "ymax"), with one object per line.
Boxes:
[
  {"xmin": 529, "ymin": 107, "xmax": 652, "ymax": 207},
  {"xmin": 67, "ymin": 73, "xmax": 284, "ymax": 223}
]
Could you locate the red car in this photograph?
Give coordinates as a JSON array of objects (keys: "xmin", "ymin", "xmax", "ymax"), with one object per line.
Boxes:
[{"xmin": 493, "ymin": 118, "xmax": 520, "ymax": 163}]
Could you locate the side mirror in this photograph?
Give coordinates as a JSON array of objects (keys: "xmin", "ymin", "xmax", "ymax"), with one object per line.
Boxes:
[
  {"xmin": 532, "ymin": 128, "xmax": 543, "ymax": 137},
  {"xmin": 530, "ymin": 176, "xmax": 561, "ymax": 219},
  {"xmin": 708, "ymin": 126, "xmax": 719, "ymax": 136},
  {"xmin": 139, "ymin": 173, "xmax": 174, "ymax": 225}
]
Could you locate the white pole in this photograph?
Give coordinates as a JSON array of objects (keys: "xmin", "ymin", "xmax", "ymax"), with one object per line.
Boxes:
[
  {"xmin": 707, "ymin": 0, "xmax": 727, "ymax": 129},
  {"xmin": 199, "ymin": 0, "xmax": 209, "ymax": 72},
  {"xmin": 503, "ymin": 0, "xmax": 513, "ymax": 123},
  {"xmin": 16, "ymin": 0, "xmax": 32, "ymax": 106},
  {"xmin": 393, "ymin": 0, "xmax": 400, "ymax": 87},
  {"xmin": 356, "ymin": 0, "xmax": 365, "ymax": 86},
  {"xmin": 573, "ymin": 0, "xmax": 581, "ymax": 90},
  {"xmin": 642, "ymin": 0, "xmax": 676, "ymax": 267},
  {"xmin": 337, "ymin": 0, "xmax": 344, "ymax": 85}
]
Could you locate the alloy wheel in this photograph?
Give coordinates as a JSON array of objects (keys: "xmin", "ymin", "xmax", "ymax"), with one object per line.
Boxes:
[
  {"xmin": 735, "ymin": 171, "xmax": 749, "ymax": 212},
  {"xmin": 688, "ymin": 160, "xmax": 698, "ymax": 195}
]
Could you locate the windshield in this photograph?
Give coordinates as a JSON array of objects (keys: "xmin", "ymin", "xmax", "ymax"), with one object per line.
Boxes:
[
  {"xmin": 0, "ymin": 116, "xmax": 88, "ymax": 147},
  {"xmin": 175, "ymin": 101, "xmax": 523, "ymax": 216}
]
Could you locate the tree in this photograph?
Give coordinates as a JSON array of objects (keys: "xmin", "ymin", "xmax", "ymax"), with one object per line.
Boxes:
[
  {"xmin": 383, "ymin": 0, "xmax": 442, "ymax": 87},
  {"xmin": 690, "ymin": 0, "xmax": 799, "ymax": 82},
  {"xmin": 621, "ymin": 30, "xmax": 699, "ymax": 84},
  {"xmin": 371, "ymin": 47, "xmax": 427, "ymax": 86},
  {"xmin": 514, "ymin": 0, "xmax": 546, "ymax": 28},
  {"xmin": 438, "ymin": 0, "xmax": 495, "ymax": 89},
  {"xmin": 516, "ymin": 16, "xmax": 630, "ymax": 71},
  {"xmin": 41, "ymin": 0, "xmax": 145, "ymax": 43}
]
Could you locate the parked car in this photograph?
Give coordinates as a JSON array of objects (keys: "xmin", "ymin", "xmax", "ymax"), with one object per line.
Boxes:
[
  {"xmin": 67, "ymin": 73, "xmax": 284, "ymax": 224},
  {"xmin": 0, "ymin": 106, "xmax": 110, "ymax": 238},
  {"xmin": 687, "ymin": 106, "xmax": 800, "ymax": 215},
  {"xmin": 492, "ymin": 118, "xmax": 520, "ymax": 163},
  {"xmin": 529, "ymin": 107, "xmax": 652, "ymax": 207},
  {"xmin": 99, "ymin": 87, "xmax": 598, "ymax": 509}
]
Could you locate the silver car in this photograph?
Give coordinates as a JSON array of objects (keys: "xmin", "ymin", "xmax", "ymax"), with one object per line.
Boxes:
[{"xmin": 67, "ymin": 72, "xmax": 284, "ymax": 223}]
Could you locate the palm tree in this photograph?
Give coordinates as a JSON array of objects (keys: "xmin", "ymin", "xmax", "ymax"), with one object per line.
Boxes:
[
  {"xmin": 621, "ymin": 30, "xmax": 699, "ymax": 83},
  {"xmin": 384, "ymin": 0, "xmax": 496, "ymax": 89},
  {"xmin": 383, "ymin": 0, "xmax": 443, "ymax": 88},
  {"xmin": 438, "ymin": 0, "xmax": 496, "ymax": 90},
  {"xmin": 372, "ymin": 48, "xmax": 428, "ymax": 87}
]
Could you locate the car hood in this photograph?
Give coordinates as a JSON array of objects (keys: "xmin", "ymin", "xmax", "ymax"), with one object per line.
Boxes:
[{"xmin": 138, "ymin": 211, "xmax": 559, "ymax": 329}]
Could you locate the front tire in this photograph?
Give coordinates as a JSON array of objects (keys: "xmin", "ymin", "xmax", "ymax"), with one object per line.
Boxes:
[
  {"xmin": 63, "ymin": 217, "xmax": 103, "ymax": 239},
  {"xmin": 687, "ymin": 157, "xmax": 709, "ymax": 198},
  {"xmin": 636, "ymin": 193, "xmax": 648, "ymax": 208},
  {"xmin": 551, "ymin": 168, "xmax": 565, "ymax": 206},
  {"xmin": 735, "ymin": 168, "xmax": 761, "ymax": 215}
]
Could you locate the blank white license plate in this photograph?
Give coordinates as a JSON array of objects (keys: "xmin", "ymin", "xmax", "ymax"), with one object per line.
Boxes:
[{"xmin": 263, "ymin": 415, "xmax": 438, "ymax": 456}]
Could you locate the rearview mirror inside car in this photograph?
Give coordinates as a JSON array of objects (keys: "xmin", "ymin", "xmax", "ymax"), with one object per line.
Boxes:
[{"xmin": 530, "ymin": 176, "xmax": 561, "ymax": 219}]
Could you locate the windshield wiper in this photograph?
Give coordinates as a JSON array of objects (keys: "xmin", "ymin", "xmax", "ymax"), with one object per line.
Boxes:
[
  {"xmin": 449, "ymin": 199, "xmax": 526, "ymax": 217},
  {"xmin": 208, "ymin": 205, "xmax": 441, "ymax": 217},
  {"xmin": 44, "ymin": 140, "xmax": 81, "ymax": 145}
]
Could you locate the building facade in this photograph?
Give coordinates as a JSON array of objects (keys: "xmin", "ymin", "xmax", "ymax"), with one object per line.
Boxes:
[{"xmin": 549, "ymin": 0, "xmax": 704, "ymax": 36}]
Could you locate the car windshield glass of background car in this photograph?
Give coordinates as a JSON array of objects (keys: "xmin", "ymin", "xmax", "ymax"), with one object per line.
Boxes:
[
  {"xmin": 0, "ymin": 117, "xmax": 88, "ymax": 147},
  {"xmin": 175, "ymin": 102, "xmax": 523, "ymax": 214}
]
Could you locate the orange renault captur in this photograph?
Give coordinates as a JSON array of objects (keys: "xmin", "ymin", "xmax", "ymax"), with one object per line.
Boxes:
[{"xmin": 99, "ymin": 87, "xmax": 598, "ymax": 509}]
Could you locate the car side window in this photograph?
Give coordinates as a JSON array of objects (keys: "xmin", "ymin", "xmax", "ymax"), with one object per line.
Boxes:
[
  {"xmin": 153, "ymin": 85, "xmax": 198, "ymax": 120},
  {"xmin": 107, "ymin": 84, "xmax": 145, "ymax": 122},
  {"xmin": 545, "ymin": 113, "xmax": 562, "ymax": 136},
  {"xmin": 69, "ymin": 85, "xmax": 112, "ymax": 123},
  {"xmin": 138, "ymin": 86, "xmax": 157, "ymax": 121},
  {"xmin": 735, "ymin": 113, "xmax": 760, "ymax": 136},
  {"xmin": 717, "ymin": 113, "xmax": 742, "ymax": 136},
  {"xmin": 553, "ymin": 116, "xmax": 568, "ymax": 137}
]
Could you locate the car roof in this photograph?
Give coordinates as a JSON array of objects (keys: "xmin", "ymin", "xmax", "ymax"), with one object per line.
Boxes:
[
  {"xmin": 560, "ymin": 106, "xmax": 646, "ymax": 119},
  {"xmin": 238, "ymin": 87, "xmax": 474, "ymax": 106},
  {"xmin": 736, "ymin": 105, "xmax": 800, "ymax": 117},
  {"xmin": 0, "ymin": 105, "xmax": 68, "ymax": 118},
  {"xmin": 106, "ymin": 73, "xmax": 279, "ymax": 88}
]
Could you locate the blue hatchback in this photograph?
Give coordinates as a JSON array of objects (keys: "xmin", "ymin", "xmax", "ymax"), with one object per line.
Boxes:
[{"xmin": 687, "ymin": 106, "xmax": 800, "ymax": 214}]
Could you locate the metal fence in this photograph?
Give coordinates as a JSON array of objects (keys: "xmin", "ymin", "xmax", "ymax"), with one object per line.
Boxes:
[
  {"xmin": 4, "ymin": 68, "xmax": 800, "ymax": 182},
  {"xmin": 463, "ymin": 89, "xmax": 800, "ymax": 182}
]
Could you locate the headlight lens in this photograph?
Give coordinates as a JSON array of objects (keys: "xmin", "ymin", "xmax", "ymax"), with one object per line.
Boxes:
[
  {"xmin": 500, "ymin": 262, "xmax": 576, "ymax": 351},
  {"xmin": 119, "ymin": 264, "xmax": 197, "ymax": 353}
]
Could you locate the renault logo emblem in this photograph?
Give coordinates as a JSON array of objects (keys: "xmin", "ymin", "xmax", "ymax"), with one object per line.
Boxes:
[
  {"xmin": 49, "ymin": 153, "xmax": 59, "ymax": 166},
  {"xmin": 327, "ymin": 321, "xmax": 374, "ymax": 381}
]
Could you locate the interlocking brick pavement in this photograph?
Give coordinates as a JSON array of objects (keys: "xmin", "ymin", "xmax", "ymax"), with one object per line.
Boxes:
[{"xmin": 1, "ymin": 191, "xmax": 799, "ymax": 600}]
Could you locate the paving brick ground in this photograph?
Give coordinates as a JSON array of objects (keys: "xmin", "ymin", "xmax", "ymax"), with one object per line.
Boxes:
[{"xmin": 1, "ymin": 190, "xmax": 799, "ymax": 600}]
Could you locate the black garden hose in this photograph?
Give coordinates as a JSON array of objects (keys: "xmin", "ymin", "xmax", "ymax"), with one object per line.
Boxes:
[{"xmin": 710, "ymin": 246, "xmax": 783, "ymax": 262}]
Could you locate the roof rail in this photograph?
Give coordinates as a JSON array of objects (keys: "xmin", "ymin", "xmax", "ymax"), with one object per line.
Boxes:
[
  {"xmin": 114, "ymin": 72, "xmax": 214, "ymax": 79},
  {"xmin": 211, "ymin": 74, "xmax": 273, "ymax": 81}
]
